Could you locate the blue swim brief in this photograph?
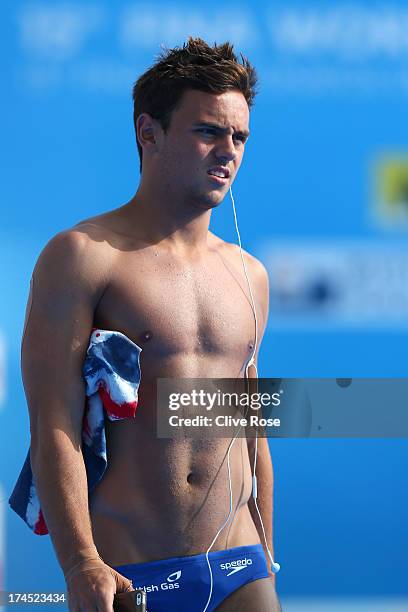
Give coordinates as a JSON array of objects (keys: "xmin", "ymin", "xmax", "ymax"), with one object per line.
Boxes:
[{"xmin": 112, "ymin": 543, "xmax": 269, "ymax": 612}]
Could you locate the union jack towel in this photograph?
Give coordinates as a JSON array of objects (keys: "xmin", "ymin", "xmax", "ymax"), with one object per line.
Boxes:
[{"xmin": 9, "ymin": 328, "xmax": 142, "ymax": 535}]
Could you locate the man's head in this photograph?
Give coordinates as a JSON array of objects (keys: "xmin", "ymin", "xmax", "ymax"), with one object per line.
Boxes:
[
  {"xmin": 133, "ymin": 37, "xmax": 257, "ymax": 172},
  {"xmin": 132, "ymin": 37, "xmax": 257, "ymax": 209}
]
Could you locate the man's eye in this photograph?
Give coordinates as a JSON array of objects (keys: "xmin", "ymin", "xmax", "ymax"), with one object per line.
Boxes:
[
  {"xmin": 198, "ymin": 128, "xmax": 216, "ymax": 136},
  {"xmin": 196, "ymin": 129, "xmax": 247, "ymax": 143}
]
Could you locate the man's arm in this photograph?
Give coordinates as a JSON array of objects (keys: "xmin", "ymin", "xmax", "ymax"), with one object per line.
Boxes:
[
  {"xmin": 244, "ymin": 257, "xmax": 279, "ymax": 584},
  {"xmin": 22, "ymin": 229, "xmax": 133, "ymax": 611},
  {"xmin": 247, "ymin": 437, "xmax": 276, "ymax": 576}
]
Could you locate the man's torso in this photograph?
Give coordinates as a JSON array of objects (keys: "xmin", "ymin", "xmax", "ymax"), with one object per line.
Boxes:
[{"xmin": 72, "ymin": 208, "xmax": 264, "ymax": 566}]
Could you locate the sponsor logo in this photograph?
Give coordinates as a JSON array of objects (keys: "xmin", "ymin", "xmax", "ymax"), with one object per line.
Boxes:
[
  {"xmin": 167, "ymin": 570, "xmax": 181, "ymax": 582},
  {"xmin": 135, "ymin": 570, "xmax": 182, "ymax": 593},
  {"xmin": 220, "ymin": 558, "xmax": 253, "ymax": 577}
]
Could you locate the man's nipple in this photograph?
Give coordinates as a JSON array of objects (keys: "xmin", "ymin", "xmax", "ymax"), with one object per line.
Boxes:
[
  {"xmin": 187, "ymin": 472, "xmax": 194, "ymax": 484},
  {"xmin": 140, "ymin": 330, "xmax": 153, "ymax": 342}
]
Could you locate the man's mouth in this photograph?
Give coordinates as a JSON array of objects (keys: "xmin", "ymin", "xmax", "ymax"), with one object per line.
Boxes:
[{"xmin": 207, "ymin": 166, "xmax": 230, "ymax": 183}]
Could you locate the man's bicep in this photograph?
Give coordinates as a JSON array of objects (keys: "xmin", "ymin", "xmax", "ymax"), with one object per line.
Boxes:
[
  {"xmin": 22, "ymin": 231, "xmax": 104, "ymax": 444},
  {"xmin": 257, "ymin": 260, "xmax": 270, "ymax": 336},
  {"xmin": 247, "ymin": 259, "xmax": 270, "ymax": 377}
]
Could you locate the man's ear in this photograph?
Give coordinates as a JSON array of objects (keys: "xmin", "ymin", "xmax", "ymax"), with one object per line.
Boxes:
[{"xmin": 136, "ymin": 113, "xmax": 161, "ymax": 150}]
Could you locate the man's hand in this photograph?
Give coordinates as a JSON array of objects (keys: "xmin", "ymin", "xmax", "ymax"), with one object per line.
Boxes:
[{"xmin": 65, "ymin": 556, "xmax": 134, "ymax": 612}]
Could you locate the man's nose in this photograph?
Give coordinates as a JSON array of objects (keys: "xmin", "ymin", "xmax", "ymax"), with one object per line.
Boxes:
[{"xmin": 215, "ymin": 136, "xmax": 237, "ymax": 163}]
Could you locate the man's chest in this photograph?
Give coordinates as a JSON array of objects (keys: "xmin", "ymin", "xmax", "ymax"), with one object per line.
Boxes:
[{"xmin": 94, "ymin": 248, "xmax": 258, "ymax": 360}]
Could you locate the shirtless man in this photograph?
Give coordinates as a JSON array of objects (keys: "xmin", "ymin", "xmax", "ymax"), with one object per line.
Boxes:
[{"xmin": 10, "ymin": 37, "xmax": 280, "ymax": 611}]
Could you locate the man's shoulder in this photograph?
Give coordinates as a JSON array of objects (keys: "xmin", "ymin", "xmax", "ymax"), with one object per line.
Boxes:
[
  {"xmin": 41, "ymin": 223, "xmax": 110, "ymax": 264},
  {"xmin": 214, "ymin": 236, "xmax": 268, "ymax": 283},
  {"xmin": 71, "ymin": 210, "xmax": 122, "ymax": 243},
  {"xmin": 34, "ymin": 216, "xmax": 119, "ymax": 293},
  {"xmin": 43, "ymin": 209, "xmax": 123, "ymax": 260}
]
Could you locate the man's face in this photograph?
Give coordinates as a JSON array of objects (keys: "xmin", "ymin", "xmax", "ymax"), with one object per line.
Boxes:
[{"xmin": 156, "ymin": 89, "xmax": 250, "ymax": 209}]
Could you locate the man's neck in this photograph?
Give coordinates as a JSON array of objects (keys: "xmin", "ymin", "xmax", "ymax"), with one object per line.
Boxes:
[{"xmin": 121, "ymin": 188, "xmax": 214, "ymax": 255}]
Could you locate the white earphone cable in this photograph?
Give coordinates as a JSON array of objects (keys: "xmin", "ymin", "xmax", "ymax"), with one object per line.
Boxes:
[{"xmin": 201, "ymin": 187, "xmax": 279, "ymax": 612}]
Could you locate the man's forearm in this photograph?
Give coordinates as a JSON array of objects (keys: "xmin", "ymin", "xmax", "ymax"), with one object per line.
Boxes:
[
  {"xmin": 30, "ymin": 430, "xmax": 98, "ymax": 573},
  {"xmin": 247, "ymin": 437, "xmax": 281, "ymax": 610},
  {"xmin": 247, "ymin": 438, "xmax": 276, "ymax": 575}
]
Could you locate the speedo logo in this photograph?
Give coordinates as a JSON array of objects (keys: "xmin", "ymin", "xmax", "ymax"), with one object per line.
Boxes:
[
  {"xmin": 220, "ymin": 558, "xmax": 253, "ymax": 576},
  {"xmin": 135, "ymin": 570, "xmax": 182, "ymax": 593}
]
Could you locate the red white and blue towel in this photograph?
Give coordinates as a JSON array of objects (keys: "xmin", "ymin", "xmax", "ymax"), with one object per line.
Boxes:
[{"xmin": 8, "ymin": 328, "xmax": 142, "ymax": 535}]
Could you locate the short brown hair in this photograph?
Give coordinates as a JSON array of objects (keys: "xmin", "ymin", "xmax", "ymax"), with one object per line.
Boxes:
[{"xmin": 132, "ymin": 36, "xmax": 258, "ymax": 172}]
